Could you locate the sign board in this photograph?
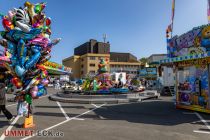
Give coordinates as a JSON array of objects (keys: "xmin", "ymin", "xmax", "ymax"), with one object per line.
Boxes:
[{"xmin": 139, "ymin": 67, "xmax": 157, "ymax": 78}]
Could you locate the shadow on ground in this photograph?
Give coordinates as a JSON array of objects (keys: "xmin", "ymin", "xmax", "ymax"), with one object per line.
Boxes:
[
  {"xmin": 0, "ymin": 121, "xmax": 10, "ymax": 128},
  {"xmin": 93, "ymin": 99, "xmax": 207, "ymax": 126}
]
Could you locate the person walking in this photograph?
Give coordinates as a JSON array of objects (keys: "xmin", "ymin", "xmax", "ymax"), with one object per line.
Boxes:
[{"xmin": 0, "ymin": 83, "xmax": 14, "ymax": 121}]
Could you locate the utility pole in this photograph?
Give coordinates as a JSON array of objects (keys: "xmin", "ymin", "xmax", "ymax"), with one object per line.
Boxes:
[{"xmin": 103, "ymin": 34, "xmax": 107, "ymax": 43}]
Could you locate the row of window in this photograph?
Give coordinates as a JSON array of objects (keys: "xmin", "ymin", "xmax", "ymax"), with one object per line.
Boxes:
[
  {"xmin": 81, "ymin": 70, "xmax": 137, "ymax": 75},
  {"xmin": 110, "ymin": 65, "xmax": 140, "ymax": 68},
  {"xmin": 81, "ymin": 71, "xmax": 95, "ymax": 75},
  {"xmin": 81, "ymin": 57, "xmax": 106, "ymax": 61}
]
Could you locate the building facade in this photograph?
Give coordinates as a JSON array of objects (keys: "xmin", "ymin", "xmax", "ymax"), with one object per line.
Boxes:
[
  {"xmin": 109, "ymin": 52, "xmax": 142, "ymax": 75},
  {"xmin": 63, "ymin": 39, "xmax": 142, "ymax": 79},
  {"xmin": 74, "ymin": 39, "xmax": 110, "ymax": 56}
]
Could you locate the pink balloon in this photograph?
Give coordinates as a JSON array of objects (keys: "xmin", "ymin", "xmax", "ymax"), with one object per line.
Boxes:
[
  {"xmin": 8, "ymin": 10, "xmax": 15, "ymax": 20},
  {"xmin": 31, "ymin": 91, "xmax": 38, "ymax": 98},
  {"xmin": 30, "ymin": 86, "xmax": 38, "ymax": 98},
  {"xmin": 27, "ymin": 35, "xmax": 49, "ymax": 48},
  {"xmin": 41, "ymin": 79, "xmax": 49, "ymax": 86}
]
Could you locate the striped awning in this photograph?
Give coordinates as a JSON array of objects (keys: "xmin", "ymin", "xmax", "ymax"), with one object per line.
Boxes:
[{"xmin": 160, "ymin": 53, "xmax": 210, "ymax": 64}]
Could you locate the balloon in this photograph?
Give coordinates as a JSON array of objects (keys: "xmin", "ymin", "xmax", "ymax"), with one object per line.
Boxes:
[
  {"xmin": 16, "ymin": 21, "xmax": 30, "ymax": 33},
  {"xmin": 40, "ymin": 70, "xmax": 48, "ymax": 79},
  {"xmin": 15, "ymin": 8, "xmax": 30, "ymax": 25},
  {"xmin": 34, "ymin": 2, "xmax": 46, "ymax": 14},
  {"xmin": 17, "ymin": 39, "xmax": 27, "ymax": 66},
  {"xmin": 28, "ymin": 35, "xmax": 49, "ymax": 48},
  {"xmin": 0, "ymin": 2, "xmax": 60, "ymax": 107},
  {"xmin": 8, "ymin": 10, "xmax": 15, "ymax": 20},
  {"xmin": 0, "ymin": 38, "xmax": 7, "ymax": 47},
  {"xmin": 39, "ymin": 54, "xmax": 51, "ymax": 63},
  {"xmin": 37, "ymin": 84, "xmax": 44, "ymax": 89},
  {"xmin": 15, "ymin": 65, "xmax": 26, "ymax": 77},
  {"xmin": 30, "ymin": 86, "xmax": 38, "ymax": 98},
  {"xmin": 36, "ymin": 87, "xmax": 47, "ymax": 97},
  {"xmin": 25, "ymin": 94, "xmax": 32, "ymax": 104},
  {"xmin": 45, "ymin": 17, "xmax": 51, "ymax": 26},
  {"xmin": 6, "ymin": 28, "xmax": 42, "ymax": 42},
  {"xmin": 41, "ymin": 79, "xmax": 49, "ymax": 86},
  {"xmin": 25, "ymin": 52, "xmax": 41, "ymax": 70},
  {"xmin": 24, "ymin": 1, "xmax": 36, "ymax": 18},
  {"xmin": 2, "ymin": 17, "xmax": 14, "ymax": 30},
  {"xmin": 7, "ymin": 41, "xmax": 16, "ymax": 55},
  {"xmin": 11, "ymin": 77, "xmax": 23, "ymax": 89}
]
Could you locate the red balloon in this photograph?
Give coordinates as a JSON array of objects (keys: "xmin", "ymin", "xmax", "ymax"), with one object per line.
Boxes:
[
  {"xmin": 46, "ymin": 17, "xmax": 51, "ymax": 26},
  {"xmin": 2, "ymin": 17, "xmax": 14, "ymax": 30},
  {"xmin": 11, "ymin": 77, "xmax": 22, "ymax": 89}
]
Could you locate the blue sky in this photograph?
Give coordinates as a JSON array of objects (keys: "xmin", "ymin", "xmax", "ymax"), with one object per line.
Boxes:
[{"xmin": 0, "ymin": 0, "xmax": 208, "ymax": 63}]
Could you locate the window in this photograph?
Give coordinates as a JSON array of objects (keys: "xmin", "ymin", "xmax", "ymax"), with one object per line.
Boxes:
[
  {"xmin": 89, "ymin": 57, "xmax": 95, "ymax": 60},
  {"xmin": 89, "ymin": 71, "xmax": 95, "ymax": 76},
  {"xmin": 81, "ymin": 65, "xmax": 84, "ymax": 68},
  {"xmin": 89, "ymin": 64, "xmax": 95, "ymax": 67},
  {"xmin": 81, "ymin": 71, "xmax": 83, "ymax": 74},
  {"xmin": 89, "ymin": 71, "xmax": 95, "ymax": 73}
]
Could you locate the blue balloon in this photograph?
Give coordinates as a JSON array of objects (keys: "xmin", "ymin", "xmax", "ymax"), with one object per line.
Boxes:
[
  {"xmin": 36, "ymin": 86, "xmax": 47, "ymax": 97},
  {"xmin": 7, "ymin": 28, "xmax": 42, "ymax": 41},
  {"xmin": 31, "ymin": 45, "xmax": 42, "ymax": 53},
  {"xmin": 7, "ymin": 41, "xmax": 16, "ymax": 55},
  {"xmin": 10, "ymin": 55, "xmax": 18, "ymax": 66},
  {"xmin": 15, "ymin": 65, "xmax": 26, "ymax": 77},
  {"xmin": 37, "ymin": 84, "xmax": 44, "ymax": 90},
  {"xmin": 17, "ymin": 39, "xmax": 27, "ymax": 66},
  {"xmin": 25, "ymin": 52, "xmax": 41, "ymax": 70}
]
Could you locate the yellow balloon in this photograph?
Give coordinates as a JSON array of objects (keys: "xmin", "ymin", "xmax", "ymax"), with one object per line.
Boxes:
[{"xmin": 24, "ymin": 1, "xmax": 36, "ymax": 19}]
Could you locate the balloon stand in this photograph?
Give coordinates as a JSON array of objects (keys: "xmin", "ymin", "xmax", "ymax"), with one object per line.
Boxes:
[{"xmin": 0, "ymin": 1, "xmax": 61, "ymax": 128}]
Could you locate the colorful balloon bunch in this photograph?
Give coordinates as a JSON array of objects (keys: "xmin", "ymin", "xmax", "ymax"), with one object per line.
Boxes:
[{"xmin": 0, "ymin": 2, "xmax": 60, "ymax": 105}]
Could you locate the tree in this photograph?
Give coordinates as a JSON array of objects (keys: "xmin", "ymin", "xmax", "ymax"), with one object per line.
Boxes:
[{"xmin": 139, "ymin": 57, "xmax": 148, "ymax": 64}]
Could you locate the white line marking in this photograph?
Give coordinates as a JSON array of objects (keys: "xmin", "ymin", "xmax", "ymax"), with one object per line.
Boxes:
[
  {"xmin": 91, "ymin": 104, "xmax": 99, "ymax": 108},
  {"xmin": 99, "ymin": 115, "xmax": 105, "ymax": 119},
  {"xmin": 193, "ymin": 130, "xmax": 210, "ymax": 134},
  {"xmin": 21, "ymin": 104, "xmax": 106, "ymax": 140},
  {"xmin": 6, "ymin": 103, "xmax": 17, "ymax": 107},
  {"xmin": 194, "ymin": 112, "xmax": 210, "ymax": 130},
  {"xmin": 56, "ymin": 101, "xmax": 69, "ymax": 120},
  {"xmin": 0, "ymin": 116, "xmax": 20, "ymax": 140},
  {"xmin": 72, "ymin": 118, "xmax": 85, "ymax": 121}
]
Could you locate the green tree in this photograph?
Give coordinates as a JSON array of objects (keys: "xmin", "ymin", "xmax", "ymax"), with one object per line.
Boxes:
[{"xmin": 139, "ymin": 57, "xmax": 148, "ymax": 64}]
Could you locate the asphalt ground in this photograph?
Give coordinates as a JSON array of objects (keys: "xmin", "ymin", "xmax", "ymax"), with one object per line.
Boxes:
[{"xmin": 0, "ymin": 88, "xmax": 210, "ymax": 140}]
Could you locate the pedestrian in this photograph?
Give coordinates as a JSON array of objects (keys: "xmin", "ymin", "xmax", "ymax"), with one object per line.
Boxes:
[{"xmin": 0, "ymin": 83, "xmax": 14, "ymax": 121}]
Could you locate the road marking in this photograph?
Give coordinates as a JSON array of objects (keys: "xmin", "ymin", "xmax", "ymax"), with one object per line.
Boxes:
[
  {"xmin": 99, "ymin": 115, "xmax": 105, "ymax": 119},
  {"xmin": 6, "ymin": 103, "xmax": 17, "ymax": 107},
  {"xmin": 193, "ymin": 130, "xmax": 210, "ymax": 134},
  {"xmin": 194, "ymin": 112, "xmax": 210, "ymax": 130},
  {"xmin": 0, "ymin": 116, "xmax": 20, "ymax": 140},
  {"xmin": 56, "ymin": 101, "xmax": 70, "ymax": 120},
  {"xmin": 21, "ymin": 104, "xmax": 106, "ymax": 140},
  {"xmin": 91, "ymin": 104, "xmax": 100, "ymax": 108},
  {"xmin": 72, "ymin": 118, "xmax": 85, "ymax": 121}
]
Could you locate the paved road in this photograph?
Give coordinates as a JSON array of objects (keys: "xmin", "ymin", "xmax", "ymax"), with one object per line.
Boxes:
[{"xmin": 0, "ymin": 88, "xmax": 210, "ymax": 140}]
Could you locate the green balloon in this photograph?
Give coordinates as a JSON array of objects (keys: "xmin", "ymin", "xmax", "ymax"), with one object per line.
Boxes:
[
  {"xmin": 35, "ymin": 5, "xmax": 41, "ymax": 13},
  {"xmin": 25, "ymin": 94, "xmax": 32, "ymax": 104}
]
